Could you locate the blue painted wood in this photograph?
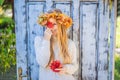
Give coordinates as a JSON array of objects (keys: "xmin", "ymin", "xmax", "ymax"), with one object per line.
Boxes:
[
  {"xmin": 14, "ymin": 0, "xmax": 116, "ymax": 80},
  {"xmin": 97, "ymin": 0, "xmax": 109, "ymax": 80},
  {"xmin": 80, "ymin": 2, "xmax": 97, "ymax": 80},
  {"xmin": 72, "ymin": 0, "xmax": 80, "ymax": 80},
  {"xmin": 46, "ymin": 0, "xmax": 53, "ymax": 11},
  {"xmin": 109, "ymin": 0, "xmax": 117, "ymax": 80},
  {"xmin": 14, "ymin": 0, "xmax": 28, "ymax": 80},
  {"xmin": 27, "ymin": 2, "xmax": 45, "ymax": 80}
]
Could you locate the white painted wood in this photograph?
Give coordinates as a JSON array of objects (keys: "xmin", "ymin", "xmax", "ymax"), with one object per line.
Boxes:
[
  {"xmin": 46, "ymin": 0, "xmax": 53, "ymax": 12},
  {"xmin": 27, "ymin": 2, "xmax": 45, "ymax": 80},
  {"xmin": 72, "ymin": 0, "xmax": 80, "ymax": 80},
  {"xmin": 80, "ymin": 0, "xmax": 97, "ymax": 2},
  {"xmin": 14, "ymin": 0, "xmax": 28, "ymax": 80},
  {"xmin": 28, "ymin": 0, "xmax": 98, "ymax": 2},
  {"xmin": 80, "ymin": 3, "xmax": 97, "ymax": 80},
  {"xmin": 14, "ymin": 0, "xmax": 116, "ymax": 80},
  {"xmin": 109, "ymin": 0, "xmax": 117, "ymax": 80},
  {"xmin": 97, "ymin": 0, "xmax": 109, "ymax": 80}
]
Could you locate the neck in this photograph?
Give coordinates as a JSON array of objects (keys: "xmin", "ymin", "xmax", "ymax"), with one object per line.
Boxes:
[
  {"xmin": 53, "ymin": 36, "xmax": 57, "ymax": 42},
  {"xmin": 51, "ymin": 35, "xmax": 58, "ymax": 43}
]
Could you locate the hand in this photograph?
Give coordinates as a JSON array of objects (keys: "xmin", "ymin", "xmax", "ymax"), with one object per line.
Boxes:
[
  {"xmin": 55, "ymin": 67, "xmax": 67, "ymax": 75},
  {"xmin": 43, "ymin": 28, "xmax": 52, "ymax": 40}
]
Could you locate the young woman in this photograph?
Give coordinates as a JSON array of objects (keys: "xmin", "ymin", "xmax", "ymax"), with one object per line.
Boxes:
[{"xmin": 34, "ymin": 8, "xmax": 78, "ymax": 80}]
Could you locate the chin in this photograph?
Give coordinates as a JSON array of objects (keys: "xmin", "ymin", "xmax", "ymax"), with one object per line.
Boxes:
[{"xmin": 52, "ymin": 34, "xmax": 57, "ymax": 37}]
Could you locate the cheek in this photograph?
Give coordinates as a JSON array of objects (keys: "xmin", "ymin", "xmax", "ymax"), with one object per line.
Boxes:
[
  {"xmin": 54, "ymin": 29, "xmax": 58, "ymax": 33},
  {"xmin": 54, "ymin": 26, "xmax": 58, "ymax": 32}
]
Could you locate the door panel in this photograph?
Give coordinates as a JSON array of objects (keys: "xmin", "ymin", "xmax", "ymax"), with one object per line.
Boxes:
[
  {"xmin": 80, "ymin": 3, "xmax": 98, "ymax": 80},
  {"xmin": 27, "ymin": 2, "xmax": 45, "ymax": 80}
]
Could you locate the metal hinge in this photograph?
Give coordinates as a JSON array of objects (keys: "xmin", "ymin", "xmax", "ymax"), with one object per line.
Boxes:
[{"xmin": 18, "ymin": 67, "xmax": 28, "ymax": 80}]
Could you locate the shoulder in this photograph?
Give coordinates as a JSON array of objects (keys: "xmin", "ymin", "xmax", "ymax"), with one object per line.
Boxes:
[
  {"xmin": 34, "ymin": 36, "xmax": 43, "ymax": 42},
  {"xmin": 68, "ymin": 39, "xmax": 77, "ymax": 56},
  {"xmin": 34, "ymin": 36, "xmax": 50, "ymax": 46}
]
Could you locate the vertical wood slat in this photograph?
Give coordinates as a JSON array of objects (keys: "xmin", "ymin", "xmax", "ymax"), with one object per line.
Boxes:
[
  {"xmin": 97, "ymin": 0, "xmax": 109, "ymax": 80},
  {"xmin": 46, "ymin": 0, "xmax": 53, "ymax": 12},
  {"xmin": 14, "ymin": 0, "xmax": 28, "ymax": 80},
  {"xmin": 27, "ymin": 2, "xmax": 45, "ymax": 80},
  {"xmin": 80, "ymin": 3, "xmax": 97, "ymax": 80},
  {"xmin": 72, "ymin": 0, "xmax": 80, "ymax": 80},
  {"xmin": 28, "ymin": 0, "xmax": 98, "ymax": 2},
  {"xmin": 109, "ymin": 0, "xmax": 117, "ymax": 80}
]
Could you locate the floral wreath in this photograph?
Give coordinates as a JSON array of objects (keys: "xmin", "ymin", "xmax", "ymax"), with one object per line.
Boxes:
[{"xmin": 37, "ymin": 11, "xmax": 73, "ymax": 29}]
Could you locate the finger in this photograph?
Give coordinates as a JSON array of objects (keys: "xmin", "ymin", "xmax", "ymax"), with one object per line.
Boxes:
[
  {"xmin": 59, "ymin": 71, "xmax": 66, "ymax": 75},
  {"xmin": 45, "ymin": 29, "xmax": 52, "ymax": 34},
  {"xmin": 46, "ymin": 28, "xmax": 52, "ymax": 34},
  {"xmin": 47, "ymin": 27, "xmax": 51, "ymax": 31},
  {"xmin": 54, "ymin": 68, "xmax": 61, "ymax": 70},
  {"xmin": 55, "ymin": 68, "xmax": 64, "ymax": 71}
]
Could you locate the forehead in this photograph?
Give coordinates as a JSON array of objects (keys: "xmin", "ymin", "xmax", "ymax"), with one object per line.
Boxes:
[{"xmin": 49, "ymin": 18, "xmax": 56, "ymax": 23}]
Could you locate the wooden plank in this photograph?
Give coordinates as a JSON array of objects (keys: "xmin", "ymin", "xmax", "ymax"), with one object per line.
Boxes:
[
  {"xmin": 80, "ymin": 0, "xmax": 97, "ymax": 2},
  {"xmin": 80, "ymin": 3, "xmax": 97, "ymax": 80},
  {"xmin": 28, "ymin": 0, "xmax": 98, "ymax": 2},
  {"xmin": 27, "ymin": 2, "xmax": 45, "ymax": 80},
  {"xmin": 72, "ymin": 0, "xmax": 80, "ymax": 80},
  {"xmin": 28, "ymin": 0, "xmax": 45, "ymax": 1},
  {"xmin": 108, "ymin": 0, "xmax": 117, "ymax": 80},
  {"xmin": 97, "ymin": 0, "xmax": 109, "ymax": 80},
  {"xmin": 14, "ymin": 0, "xmax": 28, "ymax": 80},
  {"xmin": 54, "ymin": 0, "xmax": 97, "ymax": 2},
  {"xmin": 55, "ymin": 2, "xmax": 73, "ymax": 39},
  {"xmin": 46, "ymin": 0, "xmax": 53, "ymax": 12}
]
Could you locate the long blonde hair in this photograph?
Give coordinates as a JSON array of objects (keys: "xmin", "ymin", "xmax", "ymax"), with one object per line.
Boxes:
[{"xmin": 46, "ymin": 9, "xmax": 72, "ymax": 68}]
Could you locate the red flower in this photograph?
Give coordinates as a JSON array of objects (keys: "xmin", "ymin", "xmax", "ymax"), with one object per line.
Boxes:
[
  {"xmin": 46, "ymin": 21, "xmax": 54, "ymax": 28},
  {"xmin": 50, "ymin": 60, "xmax": 63, "ymax": 72}
]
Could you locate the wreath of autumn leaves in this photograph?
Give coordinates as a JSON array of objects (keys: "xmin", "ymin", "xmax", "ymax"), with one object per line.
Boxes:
[{"xmin": 37, "ymin": 12, "xmax": 73, "ymax": 29}]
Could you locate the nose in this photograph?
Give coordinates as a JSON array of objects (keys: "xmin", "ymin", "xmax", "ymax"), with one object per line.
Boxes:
[
  {"xmin": 50, "ymin": 27, "xmax": 54, "ymax": 31},
  {"xmin": 50, "ymin": 28, "xmax": 53, "ymax": 32}
]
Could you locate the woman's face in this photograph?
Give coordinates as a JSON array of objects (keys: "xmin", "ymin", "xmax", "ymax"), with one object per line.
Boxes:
[{"xmin": 48, "ymin": 18, "xmax": 58, "ymax": 37}]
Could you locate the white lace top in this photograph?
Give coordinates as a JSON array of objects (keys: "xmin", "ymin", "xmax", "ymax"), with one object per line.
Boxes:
[{"xmin": 34, "ymin": 36, "xmax": 78, "ymax": 80}]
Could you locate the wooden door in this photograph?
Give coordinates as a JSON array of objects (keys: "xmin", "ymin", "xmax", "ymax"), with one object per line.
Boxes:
[{"xmin": 14, "ymin": 0, "xmax": 116, "ymax": 80}]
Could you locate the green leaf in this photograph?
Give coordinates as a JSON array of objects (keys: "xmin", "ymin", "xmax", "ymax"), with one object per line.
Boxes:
[
  {"xmin": 0, "ymin": 17, "xmax": 16, "ymax": 74},
  {"xmin": 0, "ymin": 0, "xmax": 4, "ymax": 6}
]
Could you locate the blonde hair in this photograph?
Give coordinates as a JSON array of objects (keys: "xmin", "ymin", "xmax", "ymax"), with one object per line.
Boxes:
[{"xmin": 46, "ymin": 9, "xmax": 72, "ymax": 68}]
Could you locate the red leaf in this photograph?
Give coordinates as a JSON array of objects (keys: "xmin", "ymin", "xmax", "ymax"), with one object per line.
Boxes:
[
  {"xmin": 46, "ymin": 21, "xmax": 54, "ymax": 28},
  {"xmin": 50, "ymin": 60, "xmax": 63, "ymax": 72}
]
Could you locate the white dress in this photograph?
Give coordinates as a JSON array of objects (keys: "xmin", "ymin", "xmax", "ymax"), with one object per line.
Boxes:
[{"xmin": 34, "ymin": 36, "xmax": 78, "ymax": 80}]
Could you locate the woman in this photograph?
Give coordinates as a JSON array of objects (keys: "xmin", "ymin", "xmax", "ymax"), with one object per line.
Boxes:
[{"xmin": 34, "ymin": 8, "xmax": 78, "ymax": 80}]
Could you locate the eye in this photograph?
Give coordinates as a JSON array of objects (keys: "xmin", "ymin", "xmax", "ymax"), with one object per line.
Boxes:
[{"xmin": 53, "ymin": 23, "xmax": 57, "ymax": 25}]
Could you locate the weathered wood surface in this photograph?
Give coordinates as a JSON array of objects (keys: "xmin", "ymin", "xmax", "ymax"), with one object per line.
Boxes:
[
  {"xmin": 80, "ymin": 3, "xmax": 97, "ymax": 80},
  {"xmin": 14, "ymin": 0, "xmax": 28, "ymax": 80},
  {"xmin": 27, "ymin": 2, "xmax": 45, "ymax": 80},
  {"xmin": 73, "ymin": 0, "xmax": 80, "ymax": 80},
  {"xmin": 109, "ymin": 0, "xmax": 117, "ymax": 80},
  {"xmin": 28, "ymin": 0, "xmax": 98, "ymax": 2},
  {"xmin": 97, "ymin": 0, "xmax": 109, "ymax": 80},
  {"xmin": 14, "ymin": 0, "xmax": 116, "ymax": 80}
]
